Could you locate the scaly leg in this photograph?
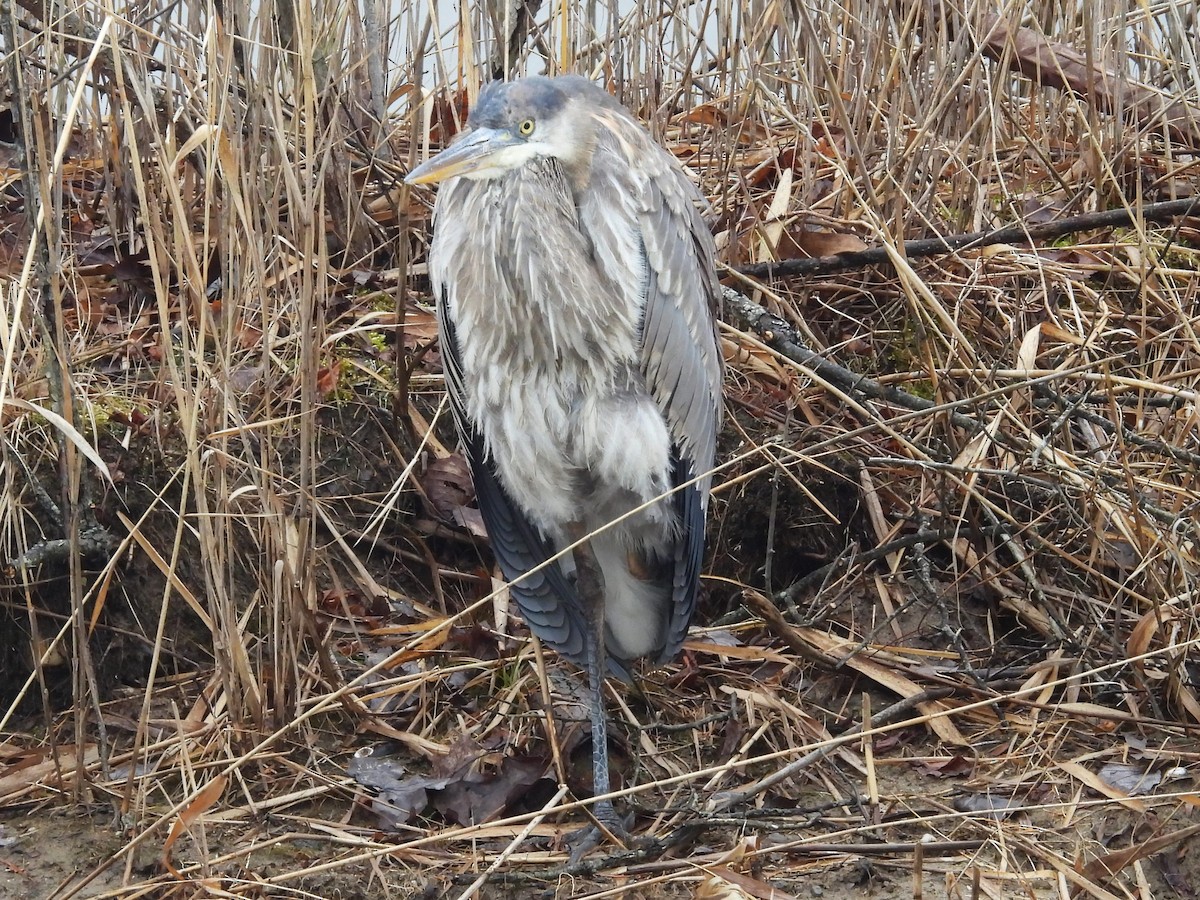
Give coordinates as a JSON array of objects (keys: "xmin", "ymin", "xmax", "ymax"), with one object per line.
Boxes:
[{"xmin": 565, "ymin": 524, "xmax": 630, "ymax": 859}]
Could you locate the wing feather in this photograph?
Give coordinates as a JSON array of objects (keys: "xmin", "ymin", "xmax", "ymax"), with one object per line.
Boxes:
[
  {"xmin": 578, "ymin": 120, "xmax": 724, "ymax": 663},
  {"xmin": 438, "ymin": 292, "xmax": 622, "ymax": 672}
]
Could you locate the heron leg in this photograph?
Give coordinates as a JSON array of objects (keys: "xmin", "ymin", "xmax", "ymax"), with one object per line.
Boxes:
[{"xmin": 565, "ymin": 524, "xmax": 631, "ymax": 857}]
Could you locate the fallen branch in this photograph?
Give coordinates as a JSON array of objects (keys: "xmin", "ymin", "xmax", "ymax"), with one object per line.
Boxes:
[
  {"xmin": 721, "ymin": 287, "xmax": 953, "ymax": 420},
  {"xmin": 734, "ymin": 195, "xmax": 1199, "ymax": 280},
  {"xmin": 722, "ymin": 287, "xmax": 1200, "ymax": 473}
]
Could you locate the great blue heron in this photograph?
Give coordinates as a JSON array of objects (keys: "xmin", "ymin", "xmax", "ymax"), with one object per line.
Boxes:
[{"xmin": 406, "ymin": 75, "xmax": 723, "ymax": 844}]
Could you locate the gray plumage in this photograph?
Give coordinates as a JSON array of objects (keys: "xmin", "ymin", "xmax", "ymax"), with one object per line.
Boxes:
[{"xmin": 406, "ymin": 75, "xmax": 723, "ymax": 839}]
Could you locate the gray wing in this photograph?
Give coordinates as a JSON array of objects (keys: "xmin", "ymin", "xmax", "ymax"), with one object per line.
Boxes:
[
  {"xmin": 578, "ymin": 118, "xmax": 725, "ymax": 663},
  {"xmin": 437, "ymin": 288, "xmax": 636, "ymax": 680}
]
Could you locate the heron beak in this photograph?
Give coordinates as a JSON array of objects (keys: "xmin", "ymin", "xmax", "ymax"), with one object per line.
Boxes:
[{"xmin": 405, "ymin": 129, "xmax": 520, "ymax": 184}]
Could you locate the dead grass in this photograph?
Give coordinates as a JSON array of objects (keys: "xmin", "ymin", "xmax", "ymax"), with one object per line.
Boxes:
[{"xmin": 0, "ymin": 0, "xmax": 1198, "ymax": 898}]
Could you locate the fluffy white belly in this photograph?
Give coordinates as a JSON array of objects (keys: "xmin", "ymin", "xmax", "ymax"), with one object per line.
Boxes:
[{"xmin": 468, "ymin": 374, "xmax": 674, "ymax": 540}]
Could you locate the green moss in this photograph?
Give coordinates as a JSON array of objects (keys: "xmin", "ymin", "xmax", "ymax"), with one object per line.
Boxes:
[
  {"xmin": 87, "ymin": 394, "xmax": 136, "ymax": 436},
  {"xmin": 880, "ymin": 318, "xmax": 924, "ymax": 373},
  {"xmin": 904, "ymin": 379, "xmax": 936, "ymax": 400}
]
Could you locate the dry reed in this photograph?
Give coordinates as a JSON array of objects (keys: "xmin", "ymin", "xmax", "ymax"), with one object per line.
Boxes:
[{"xmin": 0, "ymin": 0, "xmax": 1197, "ymax": 897}]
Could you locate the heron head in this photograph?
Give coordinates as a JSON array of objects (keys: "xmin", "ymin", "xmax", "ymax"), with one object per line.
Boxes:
[{"xmin": 405, "ymin": 77, "xmax": 602, "ymax": 185}]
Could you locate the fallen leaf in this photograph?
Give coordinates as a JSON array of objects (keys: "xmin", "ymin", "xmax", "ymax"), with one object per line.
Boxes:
[
  {"xmin": 163, "ymin": 775, "xmax": 228, "ymax": 878},
  {"xmin": 782, "ymin": 228, "xmax": 869, "ymax": 259},
  {"xmin": 348, "ymin": 748, "xmax": 448, "ymax": 828},
  {"xmin": 433, "ymin": 755, "xmax": 550, "ymax": 825},
  {"xmin": 953, "ymin": 792, "xmax": 1023, "ymax": 819},
  {"xmin": 319, "ymin": 587, "xmax": 388, "ymax": 621},
  {"xmin": 696, "ymin": 867, "xmax": 798, "ymax": 899},
  {"xmin": 316, "ymin": 360, "xmax": 342, "ymax": 398},
  {"xmin": 423, "ymin": 453, "xmax": 481, "ymax": 532},
  {"xmin": 1080, "ymin": 823, "xmax": 1200, "ymax": 886},
  {"xmin": 1098, "ymin": 762, "xmax": 1161, "ymax": 796},
  {"xmin": 914, "ymin": 755, "xmax": 974, "ymax": 778},
  {"xmin": 1058, "ymin": 760, "xmax": 1148, "ymax": 812},
  {"xmin": 350, "ymin": 737, "xmax": 552, "ymax": 828}
]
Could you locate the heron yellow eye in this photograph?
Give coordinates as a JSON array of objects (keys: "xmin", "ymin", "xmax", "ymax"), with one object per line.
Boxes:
[{"xmin": 518, "ymin": 118, "xmax": 536, "ymax": 136}]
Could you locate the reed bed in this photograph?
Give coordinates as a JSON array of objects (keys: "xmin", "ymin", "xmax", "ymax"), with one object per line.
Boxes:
[{"xmin": 0, "ymin": 0, "xmax": 1198, "ymax": 896}]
